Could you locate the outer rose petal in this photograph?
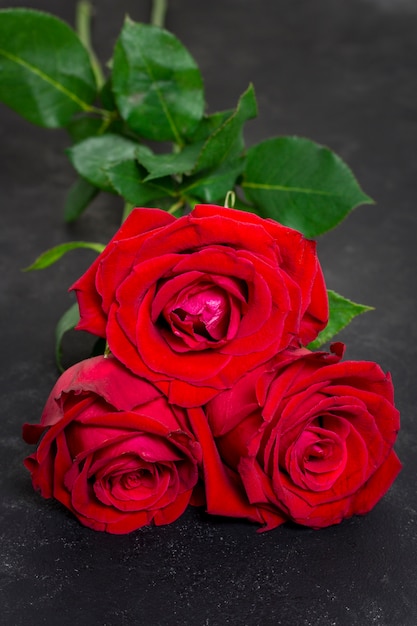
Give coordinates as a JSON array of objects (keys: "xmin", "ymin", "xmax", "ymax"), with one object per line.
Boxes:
[
  {"xmin": 347, "ymin": 450, "xmax": 402, "ymax": 516},
  {"xmin": 187, "ymin": 407, "xmax": 265, "ymax": 524},
  {"xmin": 22, "ymin": 356, "xmax": 201, "ymax": 534},
  {"xmin": 72, "ymin": 209, "xmax": 176, "ymax": 335},
  {"xmin": 38, "ymin": 355, "xmax": 162, "ymax": 425}
]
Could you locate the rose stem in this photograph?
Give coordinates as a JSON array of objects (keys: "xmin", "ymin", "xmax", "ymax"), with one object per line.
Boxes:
[
  {"xmin": 76, "ymin": 1, "xmax": 105, "ymax": 90},
  {"xmin": 150, "ymin": 0, "xmax": 168, "ymax": 28}
]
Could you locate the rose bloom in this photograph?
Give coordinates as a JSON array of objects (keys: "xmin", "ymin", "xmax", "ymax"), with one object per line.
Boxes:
[
  {"xmin": 71, "ymin": 204, "xmax": 328, "ymax": 407},
  {"xmin": 22, "ymin": 356, "xmax": 201, "ymax": 533},
  {"xmin": 202, "ymin": 343, "xmax": 401, "ymax": 529}
]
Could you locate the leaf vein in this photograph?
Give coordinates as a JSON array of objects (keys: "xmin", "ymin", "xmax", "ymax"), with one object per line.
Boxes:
[
  {"xmin": 131, "ymin": 40, "xmax": 183, "ymax": 146},
  {"xmin": 0, "ymin": 47, "xmax": 92, "ymax": 111},
  {"xmin": 242, "ymin": 181, "xmax": 336, "ymax": 196}
]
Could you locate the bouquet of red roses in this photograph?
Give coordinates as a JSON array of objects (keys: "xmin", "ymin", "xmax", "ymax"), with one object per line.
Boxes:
[
  {"xmin": 22, "ymin": 205, "xmax": 401, "ymax": 533},
  {"xmin": 0, "ymin": 3, "xmax": 400, "ymax": 533}
]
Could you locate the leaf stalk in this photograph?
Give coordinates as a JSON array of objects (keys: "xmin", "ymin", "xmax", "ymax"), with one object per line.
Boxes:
[
  {"xmin": 76, "ymin": 0, "xmax": 105, "ymax": 89},
  {"xmin": 150, "ymin": 0, "xmax": 168, "ymax": 28}
]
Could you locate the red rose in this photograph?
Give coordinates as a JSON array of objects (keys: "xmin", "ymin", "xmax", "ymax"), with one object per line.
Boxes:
[
  {"xmin": 22, "ymin": 356, "xmax": 201, "ymax": 533},
  {"xmin": 203, "ymin": 343, "xmax": 401, "ymax": 529},
  {"xmin": 71, "ymin": 204, "xmax": 328, "ymax": 407}
]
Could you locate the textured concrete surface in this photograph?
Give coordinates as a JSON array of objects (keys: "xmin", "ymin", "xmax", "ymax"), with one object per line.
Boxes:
[{"xmin": 1, "ymin": 0, "xmax": 416, "ymax": 624}]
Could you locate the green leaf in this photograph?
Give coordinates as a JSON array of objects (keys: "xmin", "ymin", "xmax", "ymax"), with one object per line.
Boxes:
[
  {"xmin": 0, "ymin": 8, "xmax": 97, "ymax": 127},
  {"xmin": 66, "ymin": 114, "xmax": 133, "ymax": 145},
  {"xmin": 99, "ymin": 78, "xmax": 117, "ymax": 112},
  {"xmin": 182, "ymin": 159, "xmax": 245, "ymax": 204},
  {"xmin": 55, "ymin": 302, "xmax": 80, "ymax": 372},
  {"xmin": 188, "ymin": 110, "xmax": 235, "ymax": 142},
  {"xmin": 105, "ymin": 160, "xmax": 176, "ymax": 205},
  {"xmin": 193, "ymin": 84, "xmax": 258, "ymax": 173},
  {"xmin": 307, "ymin": 289, "xmax": 374, "ymax": 350},
  {"xmin": 136, "ymin": 143, "xmax": 203, "ymax": 181},
  {"xmin": 233, "ymin": 193, "xmax": 257, "ymax": 213},
  {"xmin": 66, "ymin": 116, "xmax": 106, "ymax": 143},
  {"xmin": 67, "ymin": 134, "xmax": 139, "ymax": 192},
  {"xmin": 24, "ymin": 241, "xmax": 105, "ymax": 271},
  {"xmin": 242, "ymin": 137, "xmax": 373, "ymax": 238},
  {"xmin": 112, "ymin": 19, "xmax": 204, "ymax": 143},
  {"xmin": 64, "ymin": 177, "xmax": 99, "ymax": 222}
]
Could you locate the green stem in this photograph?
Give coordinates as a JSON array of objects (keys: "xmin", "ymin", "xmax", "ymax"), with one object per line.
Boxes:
[
  {"xmin": 183, "ymin": 195, "xmax": 199, "ymax": 211},
  {"xmin": 76, "ymin": 1, "xmax": 105, "ymax": 89},
  {"xmin": 122, "ymin": 201, "xmax": 134, "ymax": 222},
  {"xmin": 167, "ymin": 199, "xmax": 184, "ymax": 215},
  {"xmin": 87, "ymin": 105, "xmax": 115, "ymax": 118},
  {"xmin": 150, "ymin": 0, "xmax": 168, "ymax": 28}
]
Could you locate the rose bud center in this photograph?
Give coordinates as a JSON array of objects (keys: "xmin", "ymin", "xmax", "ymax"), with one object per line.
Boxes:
[
  {"xmin": 285, "ymin": 417, "xmax": 348, "ymax": 491},
  {"xmin": 170, "ymin": 286, "xmax": 230, "ymax": 341},
  {"xmin": 121, "ymin": 468, "xmax": 153, "ymax": 490},
  {"xmin": 152, "ymin": 273, "xmax": 248, "ymax": 352}
]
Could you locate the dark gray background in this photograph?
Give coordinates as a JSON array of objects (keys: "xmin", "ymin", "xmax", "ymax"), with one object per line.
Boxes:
[{"xmin": 1, "ymin": 0, "xmax": 416, "ymax": 624}]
